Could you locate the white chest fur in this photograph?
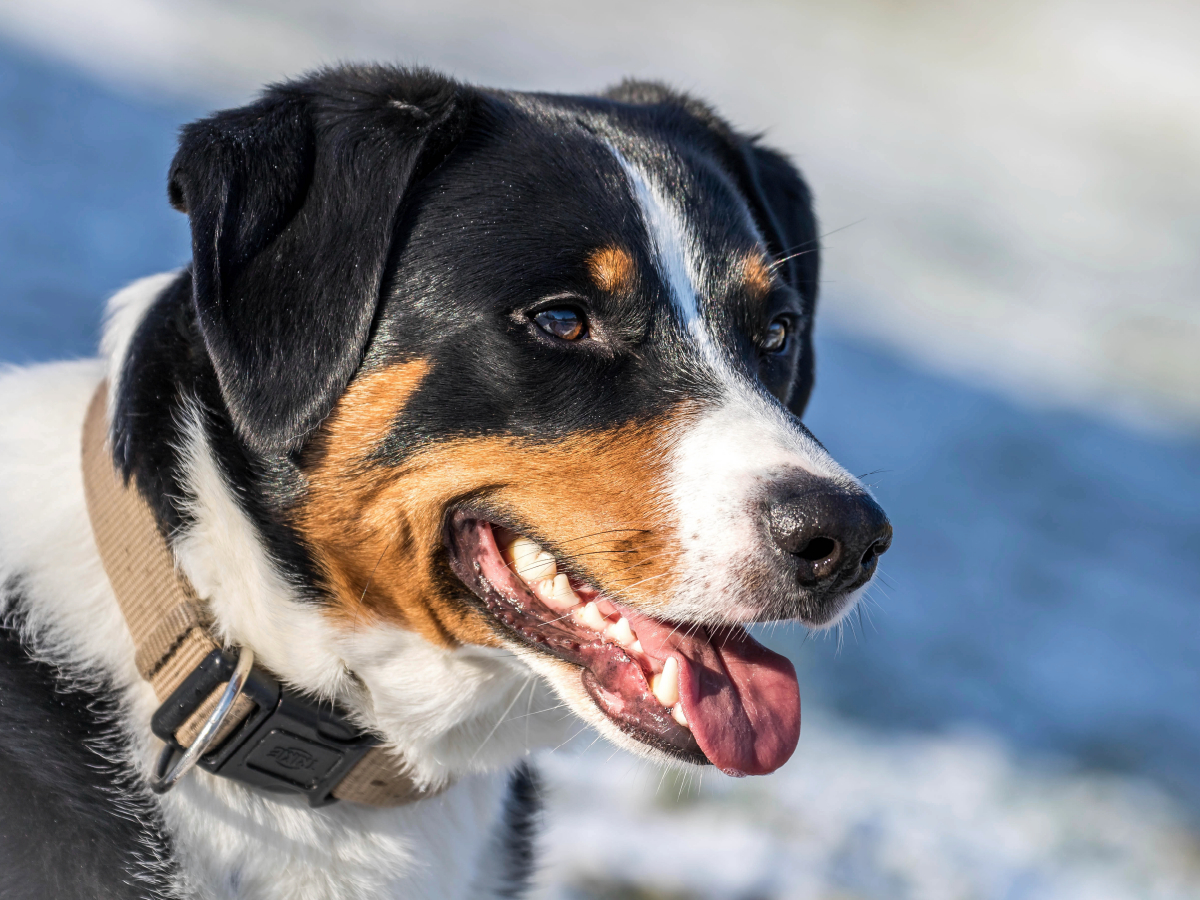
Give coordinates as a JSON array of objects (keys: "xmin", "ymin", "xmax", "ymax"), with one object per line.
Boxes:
[{"xmin": 0, "ymin": 295, "xmax": 547, "ymax": 898}]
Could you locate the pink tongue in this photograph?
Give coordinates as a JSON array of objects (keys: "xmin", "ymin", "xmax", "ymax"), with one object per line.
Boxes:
[{"xmin": 625, "ymin": 613, "xmax": 801, "ymax": 776}]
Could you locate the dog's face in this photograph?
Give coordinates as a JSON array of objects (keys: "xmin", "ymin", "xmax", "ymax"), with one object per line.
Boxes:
[{"xmin": 164, "ymin": 70, "xmax": 890, "ymax": 777}]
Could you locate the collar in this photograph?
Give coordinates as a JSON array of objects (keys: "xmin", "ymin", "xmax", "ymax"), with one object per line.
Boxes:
[{"xmin": 82, "ymin": 383, "xmax": 437, "ymax": 807}]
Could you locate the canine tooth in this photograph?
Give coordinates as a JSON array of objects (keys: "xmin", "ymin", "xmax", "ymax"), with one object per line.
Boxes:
[
  {"xmin": 573, "ymin": 601, "xmax": 607, "ymax": 632},
  {"xmin": 650, "ymin": 657, "xmax": 680, "ymax": 707},
  {"xmin": 541, "ymin": 574, "xmax": 580, "ymax": 611},
  {"xmin": 671, "ymin": 703, "xmax": 690, "ymax": 729},
  {"xmin": 506, "ymin": 536, "xmax": 557, "ymax": 583},
  {"xmin": 605, "ymin": 617, "xmax": 637, "ymax": 648}
]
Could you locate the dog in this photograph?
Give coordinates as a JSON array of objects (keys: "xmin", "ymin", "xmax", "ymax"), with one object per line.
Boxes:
[{"xmin": 0, "ymin": 66, "xmax": 891, "ymax": 899}]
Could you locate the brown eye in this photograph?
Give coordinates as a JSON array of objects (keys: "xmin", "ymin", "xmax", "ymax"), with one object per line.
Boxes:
[
  {"xmin": 762, "ymin": 318, "xmax": 788, "ymax": 353},
  {"xmin": 533, "ymin": 307, "xmax": 586, "ymax": 341}
]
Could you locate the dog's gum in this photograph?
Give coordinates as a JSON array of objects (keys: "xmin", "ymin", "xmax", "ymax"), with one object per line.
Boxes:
[{"xmin": 493, "ymin": 524, "xmax": 691, "ymax": 731}]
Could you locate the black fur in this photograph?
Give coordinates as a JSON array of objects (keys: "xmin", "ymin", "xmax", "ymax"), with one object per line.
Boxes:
[
  {"xmin": 602, "ymin": 79, "xmax": 820, "ymax": 412},
  {"xmin": 76, "ymin": 65, "xmax": 827, "ymax": 895},
  {"xmin": 0, "ymin": 594, "xmax": 175, "ymax": 899},
  {"xmin": 492, "ymin": 763, "xmax": 543, "ymax": 899},
  {"xmin": 168, "ymin": 67, "xmax": 473, "ymax": 456},
  {"xmin": 115, "ymin": 65, "xmax": 823, "ymax": 606},
  {"xmin": 112, "ymin": 271, "xmax": 322, "ymax": 591}
]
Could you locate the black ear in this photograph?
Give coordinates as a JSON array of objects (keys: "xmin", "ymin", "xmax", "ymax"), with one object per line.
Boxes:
[
  {"xmin": 168, "ymin": 67, "xmax": 472, "ymax": 454},
  {"xmin": 604, "ymin": 81, "xmax": 820, "ymax": 416}
]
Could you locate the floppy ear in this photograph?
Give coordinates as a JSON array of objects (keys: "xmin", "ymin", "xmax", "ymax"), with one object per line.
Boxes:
[
  {"xmin": 168, "ymin": 68, "xmax": 471, "ymax": 454},
  {"xmin": 604, "ymin": 81, "xmax": 820, "ymax": 416}
]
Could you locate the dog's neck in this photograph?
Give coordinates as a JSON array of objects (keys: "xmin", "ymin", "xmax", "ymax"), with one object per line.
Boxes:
[
  {"xmin": 72, "ymin": 273, "xmax": 569, "ymax": 897},
  {"xmin": 104, "ymin": 272, "xmax": 571, "ymax": 783}
]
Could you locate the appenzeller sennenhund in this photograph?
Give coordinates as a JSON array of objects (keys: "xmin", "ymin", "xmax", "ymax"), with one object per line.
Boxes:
[{"xmin": 0, "ymin": 66, "xmax": 890, "ymax": 899}]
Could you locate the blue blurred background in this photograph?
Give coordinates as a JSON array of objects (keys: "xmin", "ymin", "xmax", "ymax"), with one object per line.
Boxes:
[{"xmin": 1, "ymin": 2, "xmax": 1197, "ymax": 896}]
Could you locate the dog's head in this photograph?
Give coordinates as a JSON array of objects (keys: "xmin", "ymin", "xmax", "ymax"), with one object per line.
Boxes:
[{"xmin": 157, "ymin": 67, "xmax": 890, "ymax": 779}]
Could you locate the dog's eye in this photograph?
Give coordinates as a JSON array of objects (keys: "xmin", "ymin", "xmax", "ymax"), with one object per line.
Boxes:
[
  {"xmin": 762, "ymin": 318, "xmax": 789, "ymax": 353},
  {"xmin": 533, "ymin": 307, "xmax": 587, "ymax": 341}
]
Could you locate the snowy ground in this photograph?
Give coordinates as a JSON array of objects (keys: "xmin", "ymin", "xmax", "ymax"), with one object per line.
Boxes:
[
  {"xmin": 532, "ymin": 719, "xmax": 1200, "ymax": 900},
  {"xmin": 0, "ymin": 4, "xmax": 1197, "ymax": 896}
]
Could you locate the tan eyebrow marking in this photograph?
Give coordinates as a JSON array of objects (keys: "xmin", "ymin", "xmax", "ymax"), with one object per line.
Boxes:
[
  {"xmin": 742, "ymin": 252, "xmax": 775, "ymax": 299},
  {"xmin": 587, "ymin": 246, "xmax": 635, "ymax": 293}
]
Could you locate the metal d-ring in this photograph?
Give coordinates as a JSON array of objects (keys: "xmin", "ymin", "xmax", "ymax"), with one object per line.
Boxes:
[{"xmin": 149, "ymin": 646, "xmax": 255, "ymax": 794}]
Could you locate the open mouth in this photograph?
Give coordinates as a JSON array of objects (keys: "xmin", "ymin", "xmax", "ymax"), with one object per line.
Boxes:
[{"xmin": 446, "ymin": 512, "xmax": 801, "ymax": 776}]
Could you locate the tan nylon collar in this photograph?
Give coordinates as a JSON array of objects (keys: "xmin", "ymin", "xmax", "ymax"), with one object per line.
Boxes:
[{"xmin": 81, "ymin": 382, "xmax": 433, "ymax": 806}]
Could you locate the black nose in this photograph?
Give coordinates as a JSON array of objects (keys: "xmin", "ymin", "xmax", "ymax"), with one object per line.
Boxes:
[{"xmin": 766, "ymin": 476, "xmax": 892, "ymax": 592}]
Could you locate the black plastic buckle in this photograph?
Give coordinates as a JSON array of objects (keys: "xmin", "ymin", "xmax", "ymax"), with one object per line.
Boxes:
[{"xmin": 151, "ymin": 648, "xmax": 378, "ymax": 807}]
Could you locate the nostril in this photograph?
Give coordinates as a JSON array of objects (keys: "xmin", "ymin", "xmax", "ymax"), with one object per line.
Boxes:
[
  {"xmin": 860, "ymin": 541, "xmax": 881, "ymax": 569},
  {"xmin": 795, "ymin": 536, "xmax": 842, "ymax": 582},
  {"xmin": 796, "ymin": 536, "xmax": 838, "ymax": 563},
  {"xmin": 859, "ymin": 528, "xmax": 892, "ymax": 572}
]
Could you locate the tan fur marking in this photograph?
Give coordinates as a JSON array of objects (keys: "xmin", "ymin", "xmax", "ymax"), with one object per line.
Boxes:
[
  {"xmin": 587, "ymin": 246, "xmax": 635, "ymax": 293},
  {"xmin": 296, "ymin": 378, "xmax": 690, "ymax": 651},
  {"xmin": 743, "ymin": 252, "xmax": 775, "ymax": 299},
  {"xmin": 315, "ymin": 361, "xmax": 431, "ymax": 471}
]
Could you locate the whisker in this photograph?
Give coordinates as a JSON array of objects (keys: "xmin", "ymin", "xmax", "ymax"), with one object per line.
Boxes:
[
  {"xmin": 562, "ymin": 548, "xmax": 639, "ymax": 559},
  {"xmin": 655, "ymin": 764, "xmax": 671, "ymax": 797},
  {"xmin": 470, "ymin": 678, "xmax": 533, "ymax": 763},
  {"xmin": 767, "ymin": 246, "xmax": 819, "ymax": 272},
  {"xmin": 524, "ymin": 675, "xmax": 537, "ymax": 750},
  {"xmin": 350, "ymin": 533, "xmax": 399, "ymax": 632},
  {"xmin": 601, "ymin": 550, "xmax": 675, "ymax": 577},
  {"xmin": 557, "ymin": 528, "xmax": 649, "ymax": 545},
  {"xmin": 614, "ymin": 571, "xmax": 670, "ymax": 593},
  {"xmin": 772, "ymin": 219, "xmax": 866, "ymax": 260},
  {"xmin": 511, "ymin": 701, "xmax": 571, "ymax": 722},
  {"xmin": 550, "ymin": 725, "xmax": 590, "ymax": 753}
]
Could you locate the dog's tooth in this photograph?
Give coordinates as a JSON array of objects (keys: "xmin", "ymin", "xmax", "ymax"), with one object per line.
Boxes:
[
  {"xmin": 671, "ymin": 703, "xmax": 690, "ymax": 730},
  {"xmin": 573, "ymin": 601, "xmax": 607, "ymax": 633},
  {"xmin": 604, "ymin": 617, "xmax": 637, "ymax": 648},
  {"xmin": 541, "ymin": 574, "xmax": 580, "ymax": 611},
  {"xmin": 507, "ymin": 536, "xmax": 557, "ymax": 583},
  {"xmin": 528, "ymin": 578, "xmax": 553, "ymax": 605},
  {"xmin": 650, "ymin": 657, "xmax": 680, "ymax": 707},
  {"xmin": 630, "ymin": 640, "xmax": 644, "ymax": 655},
  {"xmin": 499, "ymin": 535, "xmax": 520, "ymax": 566}
]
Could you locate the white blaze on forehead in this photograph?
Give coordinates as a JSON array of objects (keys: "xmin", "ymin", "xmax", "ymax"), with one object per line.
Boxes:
[
  {"xmin": 608, "ymin": 140, "xmax": 851, "ymax": 477},
  {"xmin": 608, "ymin": 145, "xmax": 723, "ymax": 365},
  {"xmin": 608, "ymin": 144, "xmax": 863, "ymax": 623}
]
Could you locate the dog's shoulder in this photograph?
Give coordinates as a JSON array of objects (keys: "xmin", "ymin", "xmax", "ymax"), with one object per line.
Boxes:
[{"xmin": 0, "ymin": 599, "xmax": 176, "ymax": 899}]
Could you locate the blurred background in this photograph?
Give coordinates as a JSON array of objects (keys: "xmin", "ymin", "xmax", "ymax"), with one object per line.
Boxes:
[{"xmin": 0, "ymin": 1, "xmax": 1197, "ymax": 896}]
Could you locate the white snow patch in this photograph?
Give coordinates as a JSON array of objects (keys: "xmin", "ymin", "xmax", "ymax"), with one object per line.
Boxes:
[{"xmin": 532, "ymin": 711, "xmax": 1200, "ymax": 900}]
